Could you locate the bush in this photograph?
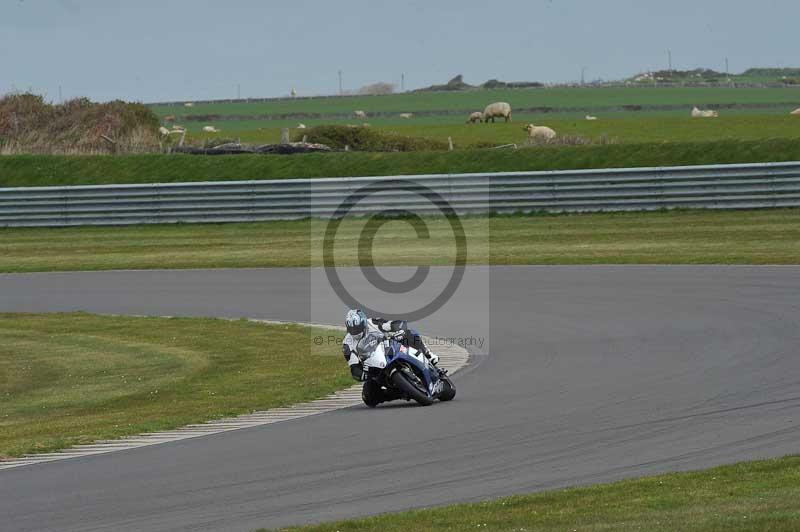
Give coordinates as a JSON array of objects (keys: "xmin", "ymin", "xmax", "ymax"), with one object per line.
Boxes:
[
  {"xmin": 293, "ymin": 125, "xmax": 449, "ymax": 152},
  {"xmin": 0, "ymin": 92, "xmax": 160, "ymax": 154},
  {"xmin": 357, "ymin": 82, "xmax": 395, "ymax": 96}
]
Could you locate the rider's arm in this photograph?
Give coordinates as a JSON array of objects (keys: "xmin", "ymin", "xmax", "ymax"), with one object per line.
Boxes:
[
  {"xmin": 342, "ymin": 343, "xmax": 366, "ymax": 381},
  {"xmin": 370, "ymin": 318, "xmax": 408, "ymax": 334}
]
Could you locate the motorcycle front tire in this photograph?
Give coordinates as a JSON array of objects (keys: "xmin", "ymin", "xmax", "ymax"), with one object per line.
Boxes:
[
  {"xmin": 362, "ymin": 380, "xmax": 382, "ymax": 408},
  {"xmin": 438, "ymin": 375, "xmax": 456, "ymax": 401},
  {"xmin": 390, "ymin": 367, "xmax": 434, "ymax": 406}
]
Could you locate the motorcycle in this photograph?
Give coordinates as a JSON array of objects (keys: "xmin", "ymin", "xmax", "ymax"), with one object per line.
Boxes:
[{"xmin": 356, "ymin": 330, "xmax": 456, "ymax": 407}]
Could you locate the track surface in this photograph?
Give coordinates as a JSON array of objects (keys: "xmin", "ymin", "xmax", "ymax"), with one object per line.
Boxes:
[{"xmin": 1, "ymin": 266, "xmax": 800, "ymax": 531}]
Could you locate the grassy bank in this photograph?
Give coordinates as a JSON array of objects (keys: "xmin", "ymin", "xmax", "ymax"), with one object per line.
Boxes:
[
  {"xmin": 0, "ymin": 313, "xmax": 349, "ymax": 458},
  {"xmin": 270, "ymin": 456, "xmax": 800, "ymax": 532},
  {"xmin": 1, "ymin": 209, "xmax": 799, "ymax": 273},
  {"xmin": 3, "ymin": 138, "xmax": 800, "ymax": 187}
]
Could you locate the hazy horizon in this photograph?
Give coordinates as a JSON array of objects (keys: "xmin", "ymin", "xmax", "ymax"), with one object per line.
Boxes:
[{"xmin": 2, "ymin": 0, "xmax": 799, "ymax": 103}]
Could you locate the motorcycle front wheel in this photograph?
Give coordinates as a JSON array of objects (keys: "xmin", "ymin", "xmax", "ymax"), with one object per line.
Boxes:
[
  {"xmin": 438, "ymin": 375, "xmax": 456, "ymax": 401},
  {"xmin": 390, "ymin": 365, "xmax": 434, "ymax": 406}
]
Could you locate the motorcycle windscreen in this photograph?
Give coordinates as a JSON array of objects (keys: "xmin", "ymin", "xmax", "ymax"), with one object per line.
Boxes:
[{"xmin": 357, "ymin": 331, "xmax": 387, "ymax": 369}]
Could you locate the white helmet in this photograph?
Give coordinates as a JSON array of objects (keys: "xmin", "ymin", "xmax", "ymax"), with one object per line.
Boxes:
[{"xmin": 345, "ymin": 309, "xmax": 367, "ymax": 336}]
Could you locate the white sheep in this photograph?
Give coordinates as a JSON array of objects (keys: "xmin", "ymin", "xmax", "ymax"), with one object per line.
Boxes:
[
  {"xmin": 184, "ymin": 102, "xmax": 194, "ymax": 108},
  {"xmin": 467, "ymin": 111, "xmax": 484, "ymax": 124},
  {"xmin": 171, "ymin": 125, "xmax": 186, "ymax": 132},
  {"xmin": 483, "ymin": 102, "xmax": 512, "ymax": 123},
  {"xmin": 585, "ymin": 114, "xmax": 598, "ymax": 121},
  {"xmin": 791, "ymin": 108, "xmax": 800, "ymax": 115},
  {"xmin": 691, "ymin": 106, "xmax": 719, "ymax": 118},
  {"xmin": 354, "ymin": 110, "xmax": 367, "ymax": 119},
  {"xmin": 158, "ymin": 126, "xmax": 170, "ymax": 136},
  {"xmin": 297, "ymin": 123, "xmax": 307, "ymax": 129},
  {"xmin": 399, "ymin": 113, "xmax": 414, "ymax": 119},
  {"xmin": 523, "ymin": 124, "xmax": 557, "ymax": 141},
  {"xmin": 202, "ymin": 125, "xmax": 219, "ymax": 133}
]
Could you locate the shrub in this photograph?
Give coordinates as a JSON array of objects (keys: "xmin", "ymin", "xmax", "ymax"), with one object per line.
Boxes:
[
  {"xmin": 357, "ymin": 82, "xmax": 395, "ymax": 96},
  {"xmin": 293, "ymin": 125, "xmax": 449, "ymax": 152},
  {"xmin": 0, "ymin": 92, "xmax": 160, "ymax": 154}
]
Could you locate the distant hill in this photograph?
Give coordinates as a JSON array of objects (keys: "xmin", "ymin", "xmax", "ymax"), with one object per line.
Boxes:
[
  {"xmin": 629, "ymin": 67, "xmax": 800, "ymax": 85},
  {"xmin": 414, "ymin": 75, "xmax": 542, "ymax": 92}
]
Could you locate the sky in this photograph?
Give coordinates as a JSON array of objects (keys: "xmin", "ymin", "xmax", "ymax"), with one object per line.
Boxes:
[{"xmin": 1, "ymin": 0, "xmax": 798, "ymax": 103}]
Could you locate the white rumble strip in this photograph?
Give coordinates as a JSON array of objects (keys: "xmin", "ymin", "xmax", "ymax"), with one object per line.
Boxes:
[{"xmin": 0, "ymin": 320, "xmax": 470, "ymax": 471}]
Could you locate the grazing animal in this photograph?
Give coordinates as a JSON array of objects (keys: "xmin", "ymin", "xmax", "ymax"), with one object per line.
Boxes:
[
  {"xmin": 163, "ymin": 115, "xmax": 176, "ymax": 122},
  {"xmin": 158, "ymin": 126, "xmax": 170, "ymax": 136},
  {"xmin": 399, "ymin": 113, "xmax": 413, "ymax": 119},
  {"xmin": 202, "ymin": 125, "xmax": 219, "ymax": 133},
  {"xmin": 791, "ymin": 108, "xmax": 800, "ymax": 115},
  {"xmin": 523, "ymin": 124, "xmax": 557, "ymax": 141},
  {"xmin": 297, "ymin": 123, "xmax": 307, "ymax": 129},
  {"xmin": 171, "ymin": 125, "xmax": 185, "ymax": 132},
  {"xmin": 483, "ymin": 102, "xmax": 512, "ymax": 123},
  {"xmin": 184, "ymin": 102, "xmax": 194, "ymax": 108},
  {"xmin": 354, "ymin": 110, "xmax": 367, "ymax": 119},
  {"xmin": 691, "ymin": 106, "xmax": 719, "ymax": 118},
  {"xmin": 585, "ymin": 114, "xmax": 598, "ymax": 120},
  {"xmin": 467, "ymin": 111, "xmax": 484, "ymax": 123}
]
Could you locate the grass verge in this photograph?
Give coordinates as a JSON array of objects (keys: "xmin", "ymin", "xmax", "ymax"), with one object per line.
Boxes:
[
  {"xmin": 3, "ymin": 138, "xmax": 800, "ymax": 187},
  {"xmin": 0, "ymin": 313, "xmax": 349, "ymax": 459},
  {"xmin": 268, "ymin": 455, "xmax": 800, "ymax": 531},
  {"xmin": 1, "ymin": 209, "xmax": 799, "ymax": 273}
]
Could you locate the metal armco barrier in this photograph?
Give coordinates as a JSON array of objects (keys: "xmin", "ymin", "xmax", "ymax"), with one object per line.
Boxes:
[{"xmin": 2, "ymin": 161, "xmax": 800, "ymax": 227}]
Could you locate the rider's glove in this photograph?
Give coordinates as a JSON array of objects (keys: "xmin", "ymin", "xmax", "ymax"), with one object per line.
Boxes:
[
  {"xmin": 427, "ymin": 352, "xmax": 439, "ymax": 366},
  {"xmin": 350, "ymin": 363, "xmax": 366, "ymax": 381}
]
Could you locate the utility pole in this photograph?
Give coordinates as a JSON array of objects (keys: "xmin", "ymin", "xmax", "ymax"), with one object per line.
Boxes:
[
  {"xmin": 667, "ymin": 49, "xmax": 672, "ymax": 71},
  {"xmin": 237, "ymin": 83, "xmax": 241, "ymax": 99},
  {"xmin": 58, "ymin": 84, "xmax": 62, "ymax": 103},
  {"xmin": 581, "ymin": 66, "xmax": 587, "ymax": 85},
  {"xmin": 401, "ymin": 73, "xmax": 405, "ymax": 92},
  {"xmin": 338, "ymin": 70, "xmax": 343, "ymax": 95},
  {"xmin": 725, "ymin": 57, "xmax": 729, "ymax": 75}
]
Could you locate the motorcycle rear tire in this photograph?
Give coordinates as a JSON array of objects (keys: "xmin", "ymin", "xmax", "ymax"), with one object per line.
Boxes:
[{"xmin": 391, "ymin": 367, "xmax": 434, "ymax": 406}]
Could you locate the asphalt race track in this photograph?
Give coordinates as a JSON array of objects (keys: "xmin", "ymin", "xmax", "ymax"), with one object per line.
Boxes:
[{"xmin": 1, "ymin": 266, "xmax": 800, "ymax": 531}]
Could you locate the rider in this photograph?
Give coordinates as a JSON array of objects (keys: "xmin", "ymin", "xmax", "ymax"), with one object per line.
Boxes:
[{"xmin": 342, "ymin": 308, "xmax": 439, "ymax": 382}]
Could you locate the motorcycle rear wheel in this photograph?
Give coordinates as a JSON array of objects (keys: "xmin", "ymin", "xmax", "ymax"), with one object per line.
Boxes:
[{"xmin": 391, "ymin": 366, "xmax": 434, "ymax": 406}]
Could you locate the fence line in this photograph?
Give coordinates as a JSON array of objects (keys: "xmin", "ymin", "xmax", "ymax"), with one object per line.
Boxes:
[{"xmin": 2, "ymin": 161, "xmax": 800, "ymax": 227}]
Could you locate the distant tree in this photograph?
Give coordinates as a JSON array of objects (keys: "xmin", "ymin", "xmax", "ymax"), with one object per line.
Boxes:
[{"xmin": 357, "ymin": 82, "xmax": 395, "ymax": 95}]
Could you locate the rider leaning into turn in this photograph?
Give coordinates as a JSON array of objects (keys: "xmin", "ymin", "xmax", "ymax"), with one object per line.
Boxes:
[{"xmin": 342, "ymin": 308, "xmax": 439, "ymax": 381}]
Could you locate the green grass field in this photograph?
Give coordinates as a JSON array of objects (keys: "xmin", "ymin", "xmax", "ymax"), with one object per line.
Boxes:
[
  {"xmin": 3, "ymin": 138, "xmax": 800, "ymax": 188},
  {"xmin": 186, "ymin": 115, "xmax": 800, "ymax": 148},
  {"xmin": 0, "ymin": 313, "xmax": 349, "ymax": 458},
  {"xmin": 151, "ymin": 87, "xmax": 800, "ymax": 119},
  {"xmin": 1, "ymin": 209, "xmax": 799, "ymax": 273},
  {"xmin": 269, "ymin": 456, "xmax": 800, "ymax": 532}
]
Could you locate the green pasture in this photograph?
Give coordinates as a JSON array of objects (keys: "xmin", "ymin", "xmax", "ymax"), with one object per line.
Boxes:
[
  {"xmin": 179, "ymin": 115, "xmax": 800, "ymax": 148},
  {"xmin": 150, "ymin": 87, "xmax": 800, "ymax": 120}
]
